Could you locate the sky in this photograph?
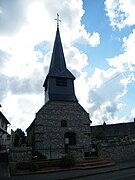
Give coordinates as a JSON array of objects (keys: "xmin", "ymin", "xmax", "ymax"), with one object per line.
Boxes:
[{"xmin": 0, "ymin": 0, "xmax": 135, "ymax": 132}]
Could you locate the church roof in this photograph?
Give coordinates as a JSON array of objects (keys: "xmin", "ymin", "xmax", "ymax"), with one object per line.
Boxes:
[{"xmin": 46, "ymin": 27, "xmax": 75, "ymax": 79}]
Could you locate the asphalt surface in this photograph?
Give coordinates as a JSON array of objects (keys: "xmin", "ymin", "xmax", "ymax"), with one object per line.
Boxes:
[
  {"xmin": 73, "ymin": 167, "xmax": 135, "ymax": 180},
  {"xmin": 1, "ymin": 161, "xmax": 135, "ymax": 180}
]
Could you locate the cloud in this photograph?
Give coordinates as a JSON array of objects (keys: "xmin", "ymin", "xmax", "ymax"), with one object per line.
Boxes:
[
  {"xmin": 65, "ymin": 46, "xmax": 88, "ymax": 73},
  {"xmin": 1, "ymin": 0, "xmax": 135, "ymax": 130},
  {"xmin": 108, "ymin": 29, "xmax": 135, "ymax": 78},
  {"xmin": 0, "ymin": 73, "xmax": 9, "ymax": 101},
  {"xmin": 0, "ymin": 0, "xmax": 100, "ymax": 77},
  {"xmin": 2, "ymin": 93, "xmax": 44, "ymax": 131},
  {"xmin": 87, "ymin": 68, "xmax": 127, "ymax": 125},
  {"xmin": 105, "ymin": 0, "xmax": 135, "ymax": 29},
  {"xmin": 88, "ymin": 27, "xmax": 135, "ymax": 125},
  {"xmin": 91, "ymin": 101, "xmax": 120, "ymax": 125},
  {"xmin": 0, "ymin": 49, "xmax": 10, "ymax": 71},
  {"xmin": 131, "ymin": 108, "xmax": 135, "ymax": 118},
  {"xmin": 75, "ymin": 25, "xmax": 100, "ymax": 47},
  {"xmin": 89, "ymin": 15, "xmax": 135, "ymax": 125},
  {"xmin": 0, "ymin": 0, "xmax": 100, "ymax": 47},
  {"xmin": 0, "ymin": 0, "xmax": 30, "ymax": 35},
  {"xmin": 0, "ymin": 0, "xmax": 101, "ymax": 131},
  {"xmin": 9, "ymin": 70, "xmax": 43, "ymax": 95},
  {"xmin": 87, "ymin": 32, "xmax": 100, "ymax": 47}
]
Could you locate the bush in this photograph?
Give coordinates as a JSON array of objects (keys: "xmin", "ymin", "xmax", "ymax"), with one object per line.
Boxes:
[
  {"xmin": 32, "ymin": 151, "xmax": 47, "ymax": 159},
  {"xmin": 17, "ymin": 162, "xmax": 39, "ymax": 172},
  {"xmin": 17, "ymin": 162, "xmax": 30, "ymax": 170},
  {"xmin": 60, "ymin": 154, "xmax": 75, "ymax": 168},
  {"xmin": 29, "ymin": 163, "xmax": 39, "ymax": 172}
]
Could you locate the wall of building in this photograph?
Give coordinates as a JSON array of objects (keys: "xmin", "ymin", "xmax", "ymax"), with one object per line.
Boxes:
[
  {"xmin": 10, "ymin": 147, "xmax": 32, "ymax": 162},
  {"xmin": 28, "ymin": 101, "xmax": 91, "ymax": 161},
  {"xmin": 27, "ymin": 122, "xmax": 35, "ymax": 148},
  {"xmin": 98, "ymin": 143, "xmax": 135, "ymax": 162},
  {"xmin": 0, "ymin": 116, "xmax": 8, "ymax": 149}
]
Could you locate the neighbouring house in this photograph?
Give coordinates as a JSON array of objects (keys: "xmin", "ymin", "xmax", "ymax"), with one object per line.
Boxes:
[
  {"xmin": 26, "ymin": 18, "xmax": 92, "ymax": 161},
  {"xmin": 0, "ymin": 111, "xmax": 10, "ymax": 150}
]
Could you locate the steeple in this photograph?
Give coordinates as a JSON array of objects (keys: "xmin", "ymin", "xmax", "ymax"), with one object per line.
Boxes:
[
  {"xmin": 47, "ymin": 26, "xmax": 75, "ymax": 79},
  {"xmin": 55, "ymin": 13, "xmax": 61, "ymax": 29},
  {"xmin": 43, "ymin": 14, "xmax": 78, "ymax": 104},
  {"xmin": 49, "ymin": 27, "xmax": 66, "ymax": 72}
]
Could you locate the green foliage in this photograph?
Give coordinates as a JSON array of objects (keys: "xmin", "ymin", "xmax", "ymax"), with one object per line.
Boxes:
[
  {"xmin": 117, "ymin": 132, "xmax": 125, "ymax": 142},
  {"xmin": 60, "ymin": 154, "xmax": 75, "ymax": 168},
  {"xmin": 29, "ymin": 163, "xmax": 39, "ymax": 172},
  {"xmin": 14, "ymin": 128, "xmax": 26, "ymax": 147},
  {"xmin": 17, "ymin": 162, "xmax": 39, "ymax": 171},
  {"xmin": 17, "ymin": 162, "xmax": 30, "ymax": 170},
  {"xmin": 32, "ymin": 151, "xmax": 47, "ymax": 159},
  {"xmin": 14, "ymin": 132, "xmax": 20, "ymax": 147}
]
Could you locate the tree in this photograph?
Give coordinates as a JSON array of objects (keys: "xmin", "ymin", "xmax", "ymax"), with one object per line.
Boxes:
[{"xmin": 14, "ymin": 128, "xmax": 25, "ymax": 147}]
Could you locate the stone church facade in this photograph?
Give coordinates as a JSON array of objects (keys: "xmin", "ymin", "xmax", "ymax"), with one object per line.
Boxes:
[{"xmin": 26, "ymin": 21, "xmax": 91, "ymax": 161}]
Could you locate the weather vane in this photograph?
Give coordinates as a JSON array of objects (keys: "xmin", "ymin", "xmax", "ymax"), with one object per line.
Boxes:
[{"xmin": 55, "ymin": 13, "xmax": 61, "ymax": 28}]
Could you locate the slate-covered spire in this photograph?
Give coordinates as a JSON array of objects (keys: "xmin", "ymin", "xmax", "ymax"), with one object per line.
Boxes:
[
  {"xmin": 43, "ymin": 15, "xmax": 78, "ymax": 103},
  {"xmin": 47, "ymin": 26, "xmax": 75, "ymax": 79},
  {"xmin": 49, "ymin": 27, "xmax": 66, "ymax": 72}
]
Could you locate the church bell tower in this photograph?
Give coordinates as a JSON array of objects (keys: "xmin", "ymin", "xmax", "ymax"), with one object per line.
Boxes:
[
  {"xmin": 43, "ymin": 14, "xmax": 78, "ymax": 104},
  {"xmin": 26, "ymin": 14, "xmax": 91, "ymax": 161}
]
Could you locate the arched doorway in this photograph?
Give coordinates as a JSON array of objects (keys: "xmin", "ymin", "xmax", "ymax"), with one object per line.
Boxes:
[{"xmin": 64, "ymin": 132, "xmax": 76, "ymax": 153}]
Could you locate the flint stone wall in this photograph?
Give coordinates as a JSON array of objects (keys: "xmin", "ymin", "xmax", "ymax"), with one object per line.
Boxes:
[
  {"xmin": 98, "ymin": 143, "xmax": 135, "ymax": 162},
  {"xmin": 27, "ymin": 101, "xmax": 91, "ymax": 161},
  {"xmin": 10, "ymin": 147, "xmax": 32, "ymax": 162}
]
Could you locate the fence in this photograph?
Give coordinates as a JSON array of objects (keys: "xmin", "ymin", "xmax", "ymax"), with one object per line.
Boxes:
[
  {"xmin": 10, "ymin": 147, "xmax": 32, "ymax": 162},
  {"xmin": 38, "ymin": 145, "xmax": 85, "ymax": 161},
  {"xmin": 38, "ymin": 147, "xmax": 65, "ymax": 159}
]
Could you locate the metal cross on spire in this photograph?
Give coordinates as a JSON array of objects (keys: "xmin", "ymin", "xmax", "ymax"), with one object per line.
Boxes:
[{"xmin": 55, "ymin": 13, "xmax": 61, "ymax": 28}]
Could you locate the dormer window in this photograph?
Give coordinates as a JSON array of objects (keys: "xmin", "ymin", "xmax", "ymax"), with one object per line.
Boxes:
[{"xmin": 56, "ymin": 78, "xmax": 67, "ymax": 86}]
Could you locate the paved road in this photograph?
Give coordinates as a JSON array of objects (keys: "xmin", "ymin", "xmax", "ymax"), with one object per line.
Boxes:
[
  {"xmin": 1, "ymin": 167, "xmax": 135, "ymax": 180},
  {"xmin": 72, "ymin": 167, "xmax": 135, "ymax": 180}
]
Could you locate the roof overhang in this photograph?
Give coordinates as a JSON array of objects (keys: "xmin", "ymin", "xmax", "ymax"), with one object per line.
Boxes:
[{"xmin": 0, "ymin": 128, "xmax": 8, "ymax": 135}]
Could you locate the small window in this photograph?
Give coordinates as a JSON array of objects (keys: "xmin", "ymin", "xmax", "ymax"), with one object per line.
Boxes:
[
  {"xmin": 56, "ymin": 78, "xmax": 67, "ymax": 86},
  {"xmin": 61, "ymin": 120, "xmax": 67, "ymax": 127},
  {"xmin": 1, "ymin": 120, "xmax": 4, "ymax": 128}
]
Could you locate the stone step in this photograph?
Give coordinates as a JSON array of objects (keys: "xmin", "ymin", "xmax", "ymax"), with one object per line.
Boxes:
[{"xmin": 76, "ymin": 159, "xmax": 115, "ymax": 168}]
